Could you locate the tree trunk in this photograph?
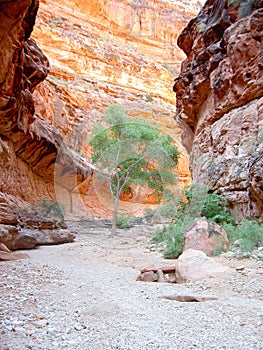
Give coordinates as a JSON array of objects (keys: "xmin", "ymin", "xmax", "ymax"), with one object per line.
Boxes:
[{"xmin": 111, "ymin": 194, "xmax": 120, "ymax": 236}]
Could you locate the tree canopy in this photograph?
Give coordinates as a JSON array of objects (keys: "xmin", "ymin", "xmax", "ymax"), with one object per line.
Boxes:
[{"xmin": 89, "ymin": 103, "xmax": 180, "ymax": 235}]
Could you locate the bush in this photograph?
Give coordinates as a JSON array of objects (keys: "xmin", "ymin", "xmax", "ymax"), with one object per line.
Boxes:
[
  {"xmin": 150, "ymin": 185, "xmax": 262, "ymax": 259},
  {"xmin": 223, "ymin": 220, "xmax": 263, "ymax": 252},
  {"xmin": 151, "ymin": 185, "xmax": 235, "ymax": 224},
  {"xmin": 152, "ymin": 221, "xmax": 185, "ymax": 259},
  {"xmin": 116, "ymin": 213, "xmax": 134, "ymax": 229}
]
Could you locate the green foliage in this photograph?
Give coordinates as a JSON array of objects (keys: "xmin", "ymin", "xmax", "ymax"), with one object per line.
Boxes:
[
  {"xmin": 90, "ymin": 104, "xmax": 179, "ymax": 196},
  {"xmin": 150, "ymin": 185, "xmax": 237, "ymax": 259},
  {"xmin": 19, "ymin": 199, "xmax": 65, "ymax": 228},
  {"xmin": 223, "ymin": 220, "xmax": 263, "ymax": 252},
  {"xmin": 89, "ymin": 103, "xmax": 179, "ymax": 234},
  {"xmin": 116, "ymin": 213, "xmax": 134, "ymax": 229},
  {"xmin": 40, "ymin": 199, "xmax": 65, "ymax": 221},
  {"xmin": 145, "ymin": 93, "xmax": 154, "ymax": 102},
  {"xmin": 152, "ymin": 221, "xmax": 185, "ymax": 259},
  {"xmin": 149, "ymin": 185, "xmax": 235, "ymax": 224}
]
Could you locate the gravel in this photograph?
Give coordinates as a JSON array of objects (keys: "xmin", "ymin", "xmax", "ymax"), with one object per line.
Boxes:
[{"xmin": 0, "ymin": 225, "xmax": 262, "ymax": 350}]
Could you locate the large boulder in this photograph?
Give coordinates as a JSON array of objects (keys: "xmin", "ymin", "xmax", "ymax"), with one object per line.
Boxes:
[
  {"xmin": 183, "ymin": 217, "xmax": 230, "ymax": 256},
  {"xmin": 175, "ymin": 249, "xmax": 230, "ymax": 283},
  {"xmin": 0, "ymin": 243, "xmax": 29, "ymax": 261},
  {"xmin": 0, "ymin": 225, "xmax": 75, "ymax": 250}
]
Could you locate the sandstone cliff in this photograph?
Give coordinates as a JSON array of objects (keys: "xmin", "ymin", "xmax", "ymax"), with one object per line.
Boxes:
[
  {"xmin": 0, "ymin": 1, "xmax": 93, "ymax": 212},
  {"xmin": 174, "ymin": 0, "xmax": 263, "ymax": 220},
  {"xmin": 30, "ymin": 0, "xmax": 204, "ymax": 215}
]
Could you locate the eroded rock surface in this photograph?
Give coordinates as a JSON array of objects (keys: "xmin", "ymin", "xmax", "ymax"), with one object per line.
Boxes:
[
  {"xmin": 0, "ymin": 192, "xmax": 75, "ymax": 250},
  {"xmin": 183, "ymin": 217, "xmax": 230, "ymax": 256},
  {"xmin": 174, "ymin": 0, "xmax": 263, "ymax": 219},
  {"xmin": 0, "ymin": 0, "xmax": 93, "ymax": 212}
]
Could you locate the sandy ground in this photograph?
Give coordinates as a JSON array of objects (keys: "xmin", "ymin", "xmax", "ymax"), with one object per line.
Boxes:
[{"xmin": 0, "ymin": 222, "xmax": 263, "ymax": 350}]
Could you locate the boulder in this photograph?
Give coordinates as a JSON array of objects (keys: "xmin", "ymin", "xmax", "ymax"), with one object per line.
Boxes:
[
  {"xmin": 175, "ymin": 249, "xmax": 230, "ymax": 283},
  {"xmin": 0, "ymin": 225, "xmax": 75, "ymax": 250},
  {"xmin": 0, "ymin": 251, "xmax": 30, "ymax": 261},
  {"xmin": 137, "ymin": 271, "xmax": 158, "ymax": 282},
  {"xmin": 0, "ymin": 242, "xmax": 29, "ymax": 261},
  {"xmin": 183, "ymin": 217, "xmax": 230, "ymax": 256}
]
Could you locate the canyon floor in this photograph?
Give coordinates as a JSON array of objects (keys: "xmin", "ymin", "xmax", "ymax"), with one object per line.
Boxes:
[{"xmin": 0, "ymin": 220, "xmax": 263, "ymax": 350}]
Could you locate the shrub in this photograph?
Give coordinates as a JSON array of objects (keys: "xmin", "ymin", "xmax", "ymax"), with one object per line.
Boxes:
[
  {"xmin": 116, "ymin": 213, "xmax": 134, "ymax": 229},
  {"xmin": 152, "ymin": 221, "xmax": 185, "ymax": 259},
  {"xmin": 145, "ymin": 93, "xmax": 154, "ymax": 102},
  {"xmin": 150, "ymin": 185, "xmax": 236, "ymax": 259},
  {"xmin": 223, "ymin": 220, "xmax": 263, "ymax": 252},
  {"xmin": 151, "ymin": 185, "xmax": 235, "ymax": 224}
]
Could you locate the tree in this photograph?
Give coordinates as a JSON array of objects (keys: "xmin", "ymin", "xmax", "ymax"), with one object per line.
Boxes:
[{"xmin": 89, "ymin": 103, "xmax": 180, "ymax": 235}]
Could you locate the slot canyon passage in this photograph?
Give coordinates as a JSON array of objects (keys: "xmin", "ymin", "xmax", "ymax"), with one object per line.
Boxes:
[{"xmin": 0, "ymin": 1, "xmax": 262, "ymax": 350}]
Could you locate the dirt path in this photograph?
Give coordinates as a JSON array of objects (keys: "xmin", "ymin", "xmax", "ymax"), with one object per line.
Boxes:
[{"xmin": 1, "ymin": 224, "xmax": 263, "ymax": 350}]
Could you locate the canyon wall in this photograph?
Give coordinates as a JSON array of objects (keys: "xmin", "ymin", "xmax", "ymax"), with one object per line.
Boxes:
[
  {"xmin": 0, "ymin": 0, "xmax": 205, "ymax": 217},
  {"xmin": 0, "ymin": 0, "xmax": 93, "ymax": 211},
  {"xmin": 30, "ymin": 0, "xmax": 205, "ymax": 215},
  {"xmin": 174, "ymin": 0, "xmax": 263, "ymax": 219}
]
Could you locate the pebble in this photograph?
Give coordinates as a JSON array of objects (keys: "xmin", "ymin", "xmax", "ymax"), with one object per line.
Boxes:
[
  {"xmin": 1, "ymin": 232, "xmax": 262, "ymax": 350},
  {"xmin": 46, "ymin": 327, "xmax": 60, "ymax": 336}
]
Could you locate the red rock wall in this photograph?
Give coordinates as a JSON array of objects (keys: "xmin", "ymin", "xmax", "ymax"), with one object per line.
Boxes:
[
  {"xmin": 174, "ymin": 0, "xmax": 263, "ymax": 219},
  {"xmin": 0, "ymin": 0, "xmax": 93, "ymax": 210}
]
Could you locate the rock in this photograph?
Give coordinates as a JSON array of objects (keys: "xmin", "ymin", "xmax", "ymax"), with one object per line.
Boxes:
[
  {"xmin": 137, "ymin": 271, "xmax": 158, "ymax": 282},
  {"xmin": 0, "ymin": 251, "xmax": 30, "ymax": 261},
  {"xmin": 174, "ymin": 1, "xmax": 263, "ymax": 220},
  {"xmin": 86, "ymin": 301, "xmax": 120, "ymax": 315},
  {"xmin": 183, "ymin": 217, "xmax": 230, "ymax": 256},
  {"xmin": 0, "ymin": 243, "xmax": 11, "ymax": 253},
  {"xmin": 175, "ymin": 249, "xmax": 230, "ymax": 283},
  {"xmin": 161, "ymin": 294, "xmax": 218, "ymax": 302},
  {"xmin": 0, "ymin": 227, "xmax": 75, "ymax": 250},
  {"xmin": 0, "ymin": 243, "xmax": 29, "ymax": 261},
  {"xmin": 156, "ymin": 269, "xmax": 168, "ymax": 283},
  {"xmin": 236, "ymin": 265, "xmax": 245, "ymax": 271},
  {"xmin": 138, "ymin": 265, "xmax": 176, "ymax": 282},
  {"xmin": 140, "ymin": 265, "xmax": 176, "ymax": 274},
  {"xmin": 0, "ymin": 0, "xmax": 93, "ymax": 217}
]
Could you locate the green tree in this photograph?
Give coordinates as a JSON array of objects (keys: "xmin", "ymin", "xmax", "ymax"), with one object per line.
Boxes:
[{"xmin": 89, "ymin": 103, "xmax": 179, "ymax": 236}]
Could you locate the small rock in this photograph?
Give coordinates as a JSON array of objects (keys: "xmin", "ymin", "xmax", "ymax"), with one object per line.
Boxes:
[
  {"xmin": 137, "ymin": 271, "xmax": 158, "ymax": 282},
  {"xmin": 47, "ymin": 327, "xmax": 60, "ymax": 336},
  {"xmin": 236, "ymin": 265, "xmax": 245, "ymax": 271},
  {"xmin": 74, "ymin": 323, "xmax": 84, "ymax": 331}
]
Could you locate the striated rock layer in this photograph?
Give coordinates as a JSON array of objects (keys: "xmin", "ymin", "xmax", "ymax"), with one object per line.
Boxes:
[
  {"xmin": 0, "ymin": 1, "xmax": 93, "ymax": 218},
  {"xmin": 29, "ymin": 0, "xmax": 204, "ymax": 215},
  {"xmin": 174, "ymin": 0, "xmax": 263, "ymax": 220}
]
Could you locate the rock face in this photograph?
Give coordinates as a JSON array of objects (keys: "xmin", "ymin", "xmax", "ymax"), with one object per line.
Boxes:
[
  {"xmin": 0, "ymin": 0, "xmax": 94, "ymax": 211},
  {"xmin": 174, "ymin": 0, "xmax": 263, "ymax": 220},
  {"xmin": 183, "ymin": 217, "xmax": 230, "ymax": 256}
]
